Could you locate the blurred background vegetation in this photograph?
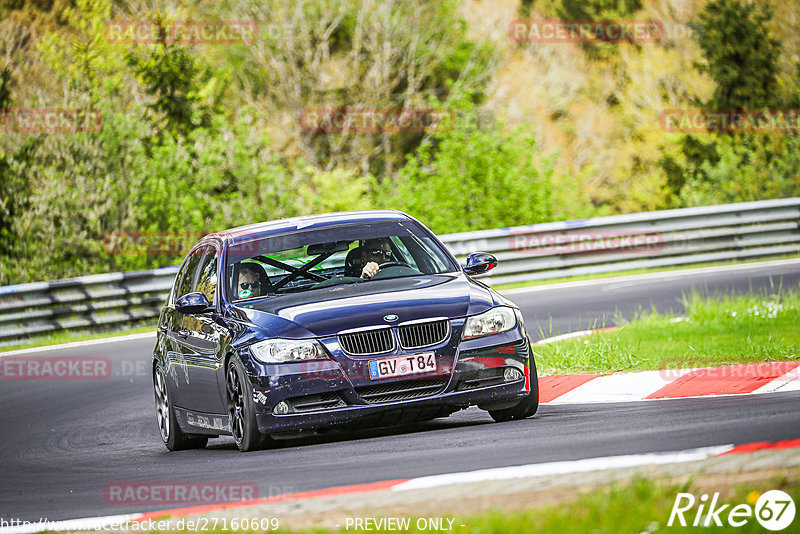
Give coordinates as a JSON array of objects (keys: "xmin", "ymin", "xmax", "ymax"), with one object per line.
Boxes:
[{"xmin": 1, "ymin": 0, "xmax": 798, "ymax": 284}]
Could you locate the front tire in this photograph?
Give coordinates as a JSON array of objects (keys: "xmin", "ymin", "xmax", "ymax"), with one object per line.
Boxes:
[
  {"xmin": 488, "ymin": 361, "xmax": 539, "ymax": 423},
  {"xmin": 154, "ymin": 365, "xmax": 208, "ymax": 451},
  {"xmin": 226, "ymin": 356, "xmax": 270, "ymax": 452}
]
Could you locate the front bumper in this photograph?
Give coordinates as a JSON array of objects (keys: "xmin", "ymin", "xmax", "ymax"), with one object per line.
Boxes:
[
  {"xmin": 256, "ymin": 380, "xmax": 528, "ymax": 434},
  {"xmin": 246, "ymin": 331, "xmax": 533, "ymax": 434}
]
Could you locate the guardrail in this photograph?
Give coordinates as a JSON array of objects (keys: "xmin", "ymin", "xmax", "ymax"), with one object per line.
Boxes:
[
  {"xmin": 445, "ymin": 197, "xmax": 800, "ymax": 286},
  {"xmin": 1, "ymin": 198, "xmax": 798, "ymax": 345},
  {"xmin": 0, "ymin": 267, "xmax": 179, "ymax": 345}
]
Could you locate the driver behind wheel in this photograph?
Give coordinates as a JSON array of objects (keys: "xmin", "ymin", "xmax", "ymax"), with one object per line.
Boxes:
[{"xmin": 359, "ymin": 238, "xmax": 393, "ymax": 279}]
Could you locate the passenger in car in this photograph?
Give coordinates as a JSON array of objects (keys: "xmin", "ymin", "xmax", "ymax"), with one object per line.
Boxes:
[{"xmin": 237, "ymin": 264, "xmax": 263, "ymax": 298}]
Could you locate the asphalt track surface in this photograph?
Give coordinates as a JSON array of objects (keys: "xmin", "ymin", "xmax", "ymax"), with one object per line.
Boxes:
[{"xmin": 2, "ymin": 260, "xmax": 800, "ymax": 522}]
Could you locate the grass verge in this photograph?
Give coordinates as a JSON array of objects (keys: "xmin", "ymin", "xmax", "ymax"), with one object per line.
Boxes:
[
  {"xmin": 429, "ymin": 476, "xmax": 800, "ymax": 534},
  {"xmin": 158, "ymin": 473, "xmax": 799, "ymax": 534},
  {"xmin": 0, "ymin": 323, "xmax": 155, "ymax": 353},
  {"xmin": 533, "ymin": 288, "xmax": 800, "ymax": 374}
]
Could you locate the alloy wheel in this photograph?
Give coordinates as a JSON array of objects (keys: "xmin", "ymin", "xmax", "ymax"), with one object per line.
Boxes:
[
  {"xmin": 227, "ymin": 366, "xmax": 245, "ymax": 445},
  {"xmin": 154, "ymin": 369, "xmax": 170, "ymax": 442}
]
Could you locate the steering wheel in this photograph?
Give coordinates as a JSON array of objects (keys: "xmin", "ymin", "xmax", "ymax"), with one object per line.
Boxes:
[
  {"xmin": 377, "ymin": 261, "xmax": 412, "ymax": 270},
  {"xmin": 369, "ymin": 261, "xmax": 417, "ymax": 280}
]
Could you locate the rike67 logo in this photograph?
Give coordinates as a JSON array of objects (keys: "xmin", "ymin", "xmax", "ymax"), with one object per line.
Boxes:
[{"xmin": 668, "ymin": 490, "xmax": 795, "ymax": 531}]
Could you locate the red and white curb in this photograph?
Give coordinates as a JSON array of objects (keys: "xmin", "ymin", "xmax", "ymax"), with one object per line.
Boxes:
[
  {"xmin": 534, "ymin": 328, "xmax": 800, "ymax": 403},
  {"xmin": 538, "ymin": 361, "xmax": 800, "ymax": 404},
  {"xmin": 2, "ymin": 439, "xmax": 798, "ymax": 534}
]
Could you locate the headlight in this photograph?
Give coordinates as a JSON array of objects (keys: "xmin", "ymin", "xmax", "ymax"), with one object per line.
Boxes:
[
  {"xmin": 462, "ymin": 307, "xmax": 517, "ymax": 339},
  {"xmin": 250, "ymin": 338, "xmax": 326, "ymax": 363}
]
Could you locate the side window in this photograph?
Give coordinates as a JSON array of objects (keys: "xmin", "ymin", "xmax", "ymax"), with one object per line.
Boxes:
[
  {"xmin": 195, "ymin": 247, "xmax": 218, "ymax": 304},
  {"xmin": 175, "ymin": 247, "xmax": 205, "ymax": 299}
]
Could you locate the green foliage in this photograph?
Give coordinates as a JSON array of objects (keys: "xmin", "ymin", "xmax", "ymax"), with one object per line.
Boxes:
[
  {"xmin": 545, "ymin": 0, "xmax": 643, "ymax": 21},
  {"xmin": 658, "ymin": 0, "xmax": 800, "ymax": 206},
  {"xmin": 0, "ymin": 100, "xmax": 302, "ymax": 284},
  {"xmin": 533, "ymin": 0, "xmax": 645, "ymax": 58},
  {"xmin": 380, "ymin": 94, "xmax": 553, "ymax": 234},
  {"xmin": 692, "ymin": 0, "xmax": 782, "ymax": 111},
  {"xmin": 179, "ymin": 476, "xmax": 800, "ymax": 534},
  {"xmin": 0, "ymin": 1, "xmax": 302, "ymax": 283},
  {"xmin": 0, "ymin": 0, "xmax": 548, "ymax": 285},
  {"xmin": 298, "ymin": 167, "xmax": 374, "ymax": 215},
  {"xmin": 659, "ymin": 135, "xmax": 720, "ymax": 204},
  {"xmin": 12, "ymin": 0, "xmax": 800, "ymax": 285},
  {"xmin": 231, "ymin": 0, "xmax": 497, "ymax": 175},
  {"xmin": 37, "ymin": 0, "xmax": 123, "ymax": 98},
  {"xmin": 677, "ymin": 135, "xmax": 800, "ymax": 206},
  {"xmin": 0, "ymin": 144, "xmax": 33, "ymax": 256},
  {"xmin": 0, "ymin": 66, "xmax": 36, "ymax": 257},
  {"xmin": 125, "ymin": 24, "xmax": 225, "ymax": 140},
  {"xmin": 0, "ymin": 67, "xmax": 11, "ymax": 109}
]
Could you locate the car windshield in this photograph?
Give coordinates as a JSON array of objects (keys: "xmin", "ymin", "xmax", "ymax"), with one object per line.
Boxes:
[{"xmin": 225, "ymin": 220, "xmax": 457, "ymax": 301}]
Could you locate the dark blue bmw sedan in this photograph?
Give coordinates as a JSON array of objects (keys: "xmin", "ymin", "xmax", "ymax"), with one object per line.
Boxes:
[{"xmin": 152, "ymin": 210, "xmax": 538, "ymax": 451}]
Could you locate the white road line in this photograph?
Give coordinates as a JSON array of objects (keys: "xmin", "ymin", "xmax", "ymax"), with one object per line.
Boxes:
[
  {"xmin": 391, "ymin": 445, "xmax": 735, "ymax": 491},
  {"xmin": 533, "ymin": 326, "xmax": 619, "ymax": 345},
  {"xmin": 0, "ymin": 446, "xmax": 735, "ymax": 533},
  {"xmin": 501, "ymin": 257, "xmax": 800, "ymax": 295},
  {"xmin": 0, "ymin": 332, "xmax": 155, "ymax": 357}
]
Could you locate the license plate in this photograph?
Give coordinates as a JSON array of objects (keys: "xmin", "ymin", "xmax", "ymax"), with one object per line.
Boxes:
[{"xmin": 368, "ymin": 352, "xmax": 436, "ymax": 380}]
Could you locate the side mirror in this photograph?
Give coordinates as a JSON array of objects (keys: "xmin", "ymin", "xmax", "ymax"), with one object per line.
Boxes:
[
  {"xmin": 175, "ymin": 292, "xmax": 213, "ymax": 314},
  {"xmin": 463, "ymin": 252, "xmax": 497, "ymax": 276}
]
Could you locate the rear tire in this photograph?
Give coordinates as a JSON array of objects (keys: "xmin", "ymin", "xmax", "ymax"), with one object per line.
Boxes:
[
  {"xmin": 154, "ymin": 365, "xmax": 208, "ymax": 451},
  {"xmin": 226, "ymin": 356, "xmax": 270, "ymax": 452},
  {"xmin": 488, "ymin": 361, "xmax": 539, "ymax": 423}
]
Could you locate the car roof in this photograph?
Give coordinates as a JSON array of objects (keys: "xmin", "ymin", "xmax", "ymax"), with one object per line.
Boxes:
[{"xmin": 203, "ymin": 210, "xmax": 415, "ymax": 246}]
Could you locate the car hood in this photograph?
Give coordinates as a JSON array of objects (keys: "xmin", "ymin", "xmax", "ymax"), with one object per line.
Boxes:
[{"xmin": 231, "ymin": 273, "xmax": 499, "ymax": 339}]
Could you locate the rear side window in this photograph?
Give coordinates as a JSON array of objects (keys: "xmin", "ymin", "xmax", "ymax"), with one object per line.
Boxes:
[
  {"xmin": 174, "ymin": 246, "xmax": 215, "ymax": 300},
  {"xmin": 195, "ymin": 249, "xmax": 218, "ymax": 304}
]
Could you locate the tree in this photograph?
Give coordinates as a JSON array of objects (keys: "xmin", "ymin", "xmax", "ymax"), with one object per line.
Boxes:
[
  {"xmin": 381, "ymin": 93, "xmax": 553, "ymax": 233},
  {"xmin": 692, "ymin": 0, "xmax": 781, "ymax": 111},
  {"xmin": 125, "ymin": 19, "xmax": 226, "ymax": 142},
  {"xmin": 229, "ymin": 0, "xmax": 495, "ymax": 176},
  {"xmin": 660, "ymin": 0, "xmax": 800, "ymax": 205},
  {"xmin": 0, "ymin": 67, "xmax": 34, "ymax": 257}
]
